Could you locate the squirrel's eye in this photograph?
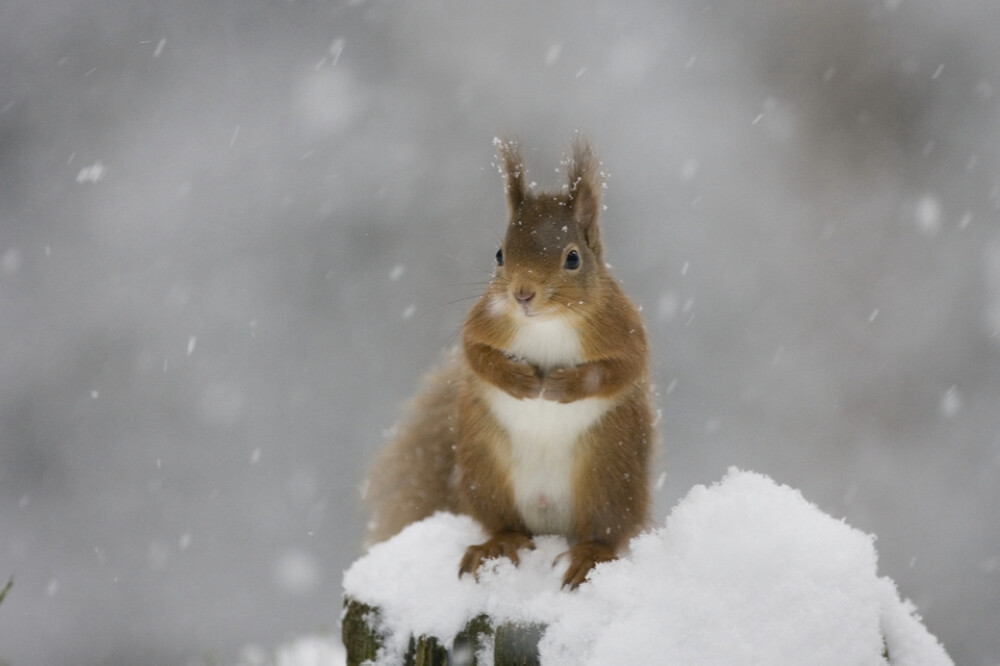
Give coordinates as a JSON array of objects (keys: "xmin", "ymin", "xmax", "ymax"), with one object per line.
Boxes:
[
  {"xmin": 495, "ymin": 248, "xmax": 504, "ymax": 266},
  {"xmin": 564, "ymin": 249, "xmax": 580, "ymax": 270}
]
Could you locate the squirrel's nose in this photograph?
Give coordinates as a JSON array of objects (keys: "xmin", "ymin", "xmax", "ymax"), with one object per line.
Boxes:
[{"xmin": 514, "ymin": 288, "xmax": 536, "ymax": 304}]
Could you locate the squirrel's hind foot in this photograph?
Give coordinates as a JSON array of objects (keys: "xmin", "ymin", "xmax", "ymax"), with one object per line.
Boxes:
[
  {"xmin": 558, "ymin": 540, "xmax": 617, "ymax": 589},
  {"xmin": 458, "ymin": 531, "xmax": 536, "ymax": 580}
]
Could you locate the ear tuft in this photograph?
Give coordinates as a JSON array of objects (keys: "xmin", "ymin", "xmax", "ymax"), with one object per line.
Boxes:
[
  {"xmin": 493, "ymin": 137, "xmax": 525, "ymax": 211},
  {"xmin": 566, "ymin": 136, "xmax": 603, "ymax": 253}
]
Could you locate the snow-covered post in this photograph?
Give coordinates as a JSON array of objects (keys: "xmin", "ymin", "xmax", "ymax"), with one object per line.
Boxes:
[{"xmin": 342, "ymin": 470, "xmax": 953, "ymax": 666}]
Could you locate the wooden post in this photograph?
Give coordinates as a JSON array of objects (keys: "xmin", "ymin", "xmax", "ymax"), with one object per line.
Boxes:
[
  {"xmin": 342, "ymin": 597, "xmax": 544, "ymax": 666},
  {"xmin": 342, "ymin": 599, "xmax": 381, "ymax": 665}
]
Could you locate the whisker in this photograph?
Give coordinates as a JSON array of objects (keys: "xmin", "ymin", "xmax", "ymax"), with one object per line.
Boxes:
[
  {"xmin": 442, "ymin": 324, "xmax": 464, "ymax": 350},
  {"xmin": 438, "ymin": 294, "xmax": 486, "ymax": 308},
  {"xmin": 449, "ymin": 281, "xmax": 495, "ymax": 289}
]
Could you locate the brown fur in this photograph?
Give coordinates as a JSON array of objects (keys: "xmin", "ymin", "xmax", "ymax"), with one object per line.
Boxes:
[{"xmin": 365, "ymin": 139, "xmax": 654, "ymax": 588}]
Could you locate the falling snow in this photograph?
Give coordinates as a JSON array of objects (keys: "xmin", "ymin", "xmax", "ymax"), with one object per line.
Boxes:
[
  {"xmin": 275, "ymin": 550, "xmax": 322, "ymax": 596},
  {"xmin": 2, "ymin": 3, "xmax": 997, "ymax": 665},
  {"xmin": 75, "ymin": 161, "xmax": 106, "ymax": 184},
  {"xmin": 915, "ymin": 195, "xmax": 943, "ymax": 237},
  {"xmin": 939, "ymin": 386, "xmax": 962, "ymax": 419}
]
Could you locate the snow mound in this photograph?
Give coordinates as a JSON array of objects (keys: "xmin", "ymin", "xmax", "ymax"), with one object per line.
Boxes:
[{"xmin": 340, "ymin": 468, "xmax": 950, "ymax": 665}]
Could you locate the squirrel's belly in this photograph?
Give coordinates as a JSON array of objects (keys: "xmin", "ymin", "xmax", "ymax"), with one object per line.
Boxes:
[{"xmin": 485, "ymin": 386, "xmax": 611, "ymax": 536}]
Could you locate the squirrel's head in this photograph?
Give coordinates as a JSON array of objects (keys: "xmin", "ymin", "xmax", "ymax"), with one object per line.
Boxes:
[{"xmin": 490, "ymin": 137, "xmax": 606, "ymax": 320}]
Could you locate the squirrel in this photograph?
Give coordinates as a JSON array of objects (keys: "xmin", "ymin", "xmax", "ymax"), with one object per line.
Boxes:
[{"xmin": 364, "ymin": 138, "xmax": 654, "ymax": 589}]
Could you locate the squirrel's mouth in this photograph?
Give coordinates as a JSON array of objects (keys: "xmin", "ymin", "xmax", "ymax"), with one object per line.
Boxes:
[
  {"xmin": 494, "ymin": 286, "xmax": 553, "ymax": 319},
  {"xmin": 508, "ymin": 285, "xmax": 546, "ymax": 318},
  {"xmin": 514, "ymin": 295, "xmax": 547, "ymax": 318}
]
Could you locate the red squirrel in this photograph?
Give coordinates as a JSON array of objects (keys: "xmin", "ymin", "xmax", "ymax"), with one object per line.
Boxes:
[{"xmin": 364, "ymin": 138, "xmax": 654, "ymax": 588}]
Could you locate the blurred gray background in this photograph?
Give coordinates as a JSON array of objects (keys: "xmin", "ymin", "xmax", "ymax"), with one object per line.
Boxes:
[{"xmin": 1, "ymin": 0, "xmax": 998, "ymax": 664}]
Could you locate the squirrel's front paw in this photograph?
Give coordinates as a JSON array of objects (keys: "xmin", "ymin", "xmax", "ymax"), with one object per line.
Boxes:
[
  {"xmin": 541, "ymin": 366, "xmax": 584, "ymax": 403},
  {"xmin": 459, "ymin": 532, "xmax": 535, "ymax": 580},
  {"xmin": 504, "ymin": 360, "xmax": 543, "ymax": 399}
]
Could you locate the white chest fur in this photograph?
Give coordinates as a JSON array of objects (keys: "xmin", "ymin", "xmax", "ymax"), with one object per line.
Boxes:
[{"xmin": 486, "ymin": 316, "xmax": 610, "ymax": 536}]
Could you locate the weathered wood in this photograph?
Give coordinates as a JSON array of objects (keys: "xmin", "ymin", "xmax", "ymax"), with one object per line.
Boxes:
[
  {"xmin": 342, "ymin": 597, "xmax": 545, "ymax": 666},
  {"xmin": 343, "ymin": 595, "xmax": 904, "ymax": 665},
  {"xmin": 342, "ymin": 599, "xmax": 382, "ymax": 666},
  {"xmin": 405, "ymin": 634, "xmax": 448, "ymax": 666},
  {"xmin": 451, "ymin": 614, "xmax": 492, "ymax": 665},
  {"xmin": 493, "ymin": 622, "xmax": 543, "ymax": 666}
]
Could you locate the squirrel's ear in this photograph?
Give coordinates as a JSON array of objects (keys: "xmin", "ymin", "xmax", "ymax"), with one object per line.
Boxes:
[
  {"xmin": 567, "ymin": 138, "xmax": 603, "ymax": 253},
  {"xmin": 494, "ymin": 137, "xmax": 525, "ymax": 211}
]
